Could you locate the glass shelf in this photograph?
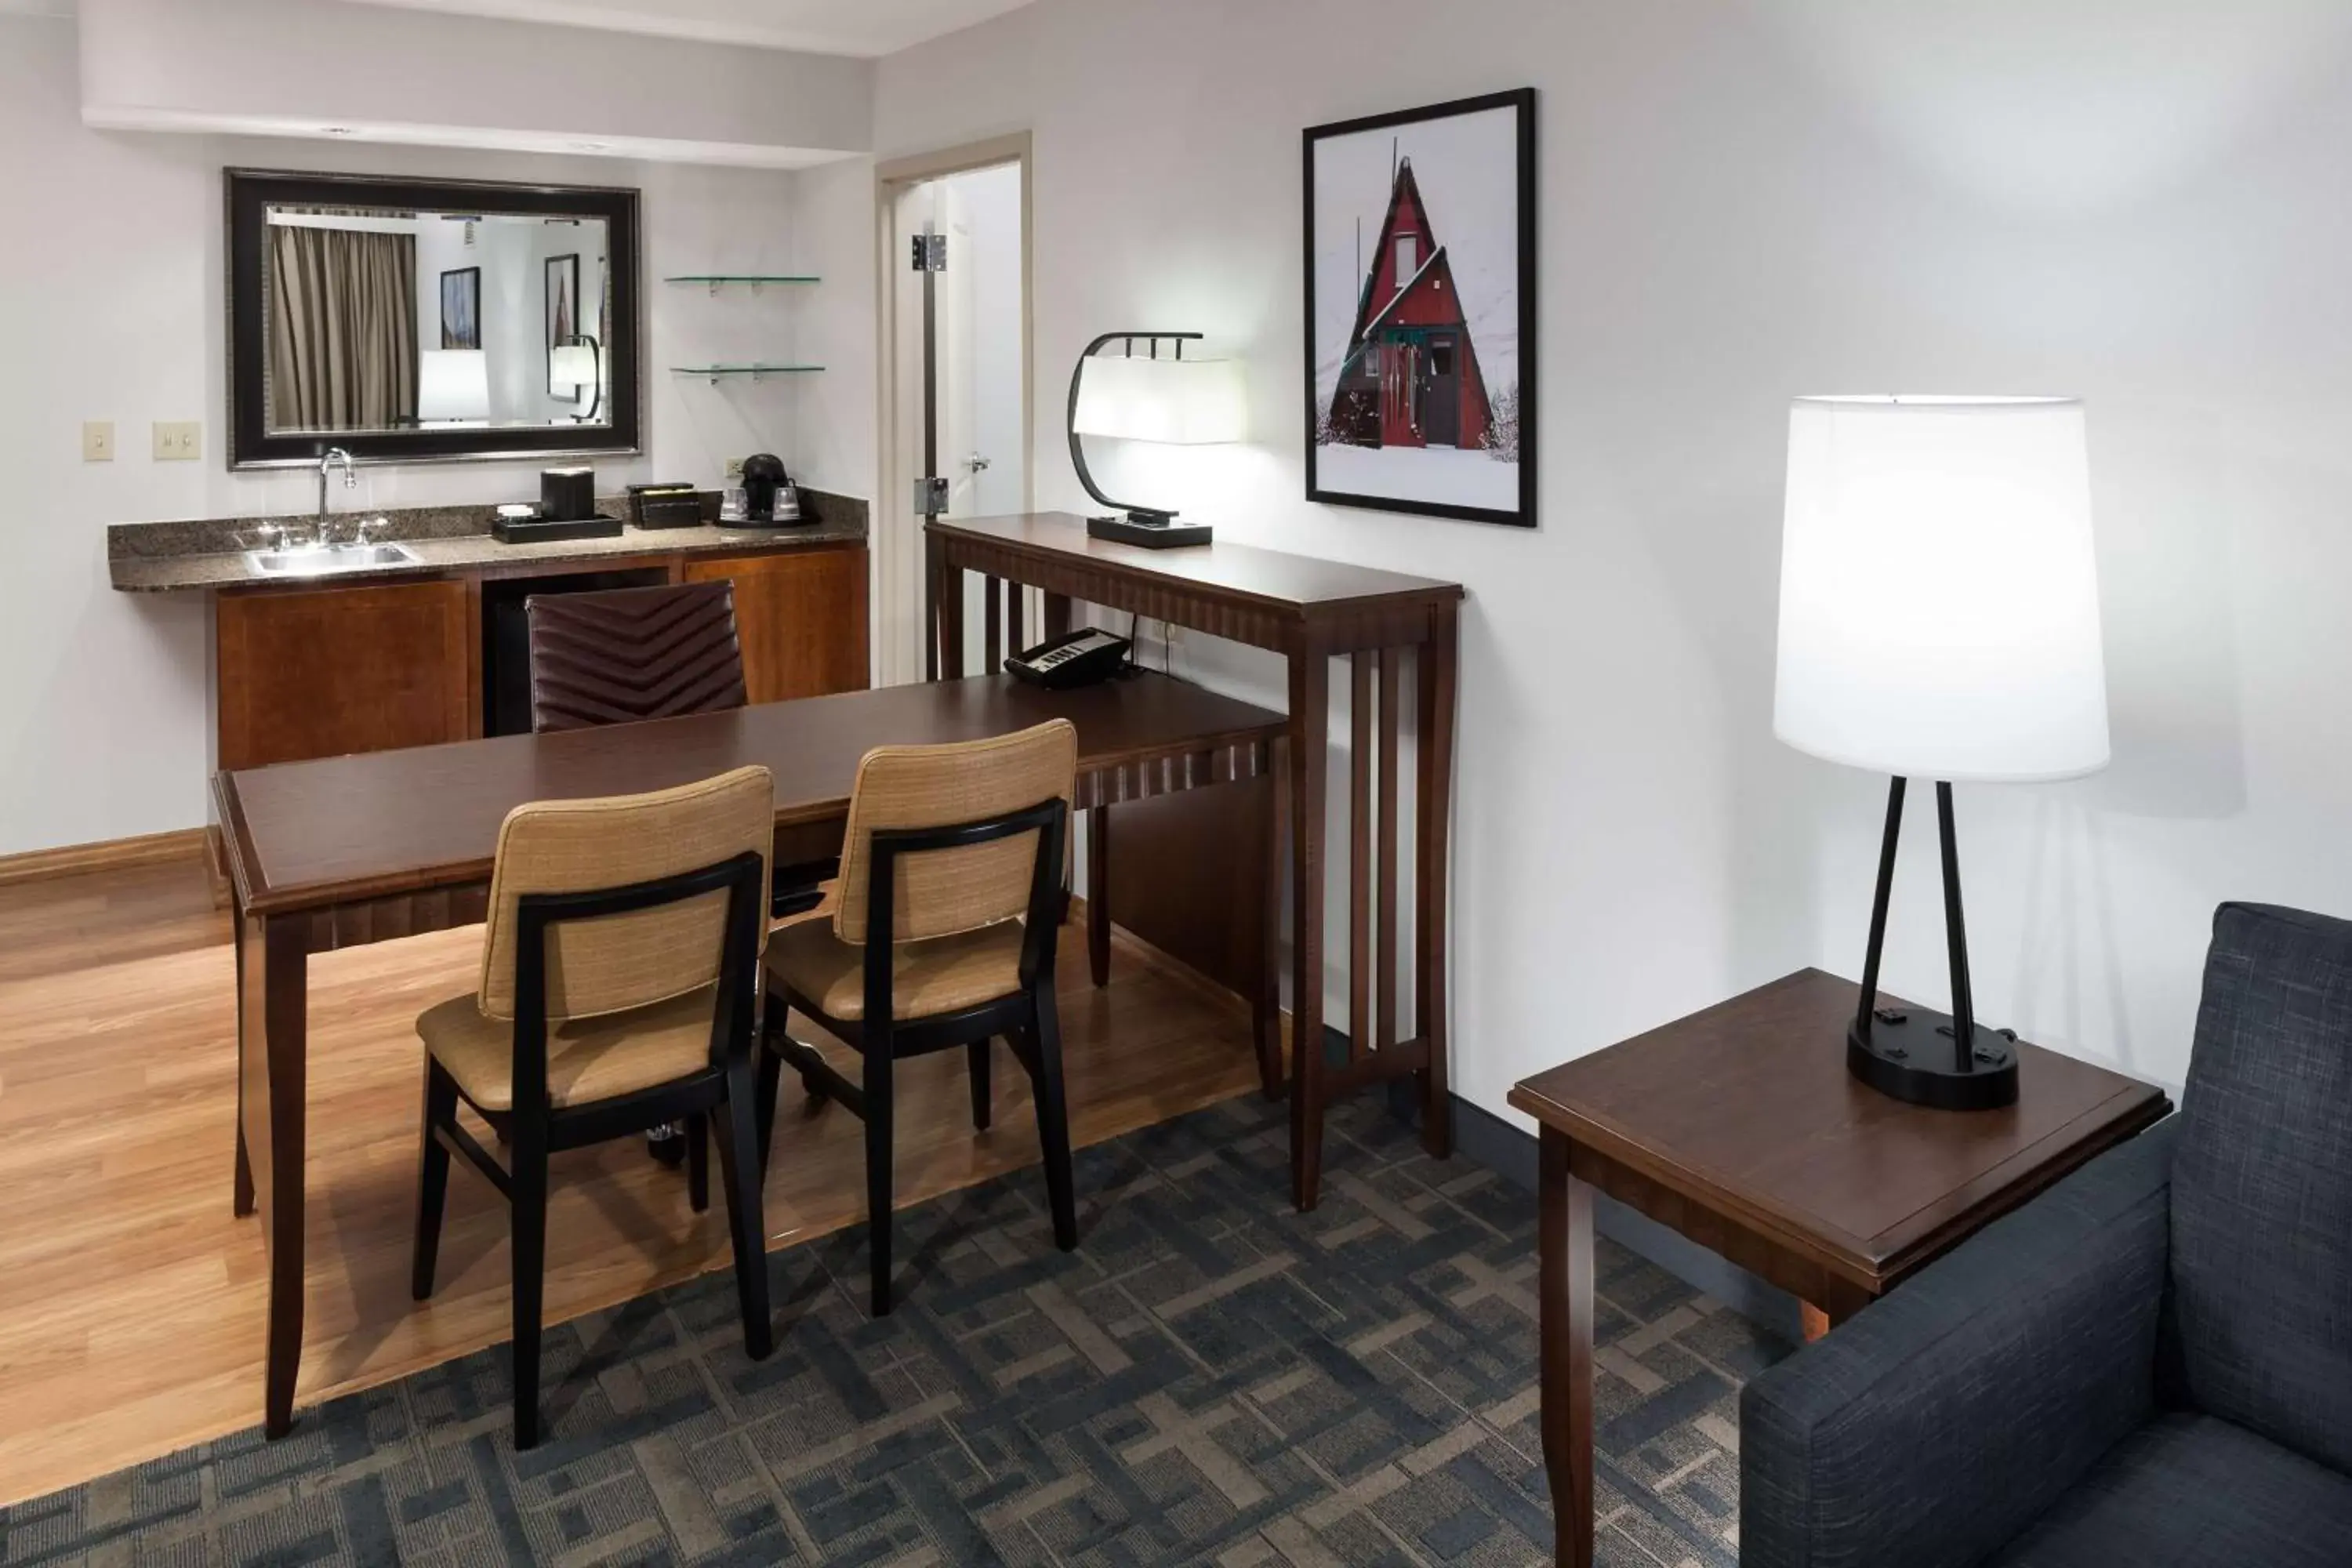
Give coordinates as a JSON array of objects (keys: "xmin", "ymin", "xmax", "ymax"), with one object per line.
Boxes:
[
  {"xmin": 664, "ymin": 275, "xmax": 820, "ymax": 294},
  {"xmin": 670, "ymin": 365, "xmax": 826, "ymax": 383}
]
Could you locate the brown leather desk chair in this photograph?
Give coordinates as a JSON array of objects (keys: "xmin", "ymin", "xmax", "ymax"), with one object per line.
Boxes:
[
  {"xmin": 409, "ymin": 767, "xmax": 777, "ymax": 1449},
  {"xmin": 525, "ymin": 582, "xmax": 831, "ymax": 918},
  {"xmin": 758, "ymin": 720, "xmax": 1080, "ymax": 1318}
]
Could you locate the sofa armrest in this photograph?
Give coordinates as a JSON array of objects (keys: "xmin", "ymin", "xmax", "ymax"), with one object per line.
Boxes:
[{"xmin": 1740, "ymin": 1116, "xmax": 2176, "ymax": 1568}]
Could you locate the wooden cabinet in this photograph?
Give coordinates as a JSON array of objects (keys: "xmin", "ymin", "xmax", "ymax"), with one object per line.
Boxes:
[
  {"xmin": 686, "ymin": 546, "xmax": 869, "ymax": 703},
  {"xmin": 216, "ymin": 580, "xmax": 474, "ymax": 771}
]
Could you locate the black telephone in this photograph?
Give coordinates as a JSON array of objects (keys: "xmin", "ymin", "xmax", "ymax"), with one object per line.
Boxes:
[{"xmin": 1006, "ymin": 627, "xmax": 1134, "ymax": 688}]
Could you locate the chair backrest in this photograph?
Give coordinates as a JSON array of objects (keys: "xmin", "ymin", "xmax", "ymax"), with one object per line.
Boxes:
[
  {"xmin": 526, "ymin": 581, "xmax": 748, "ymax": 733},
  {"xmin": 834, "ymin": 720, "xmax": 1077, "ymax": 945},
  {"xmin": 479, "ymin": 765, "xmax": 775, "ymax": 1022},
  {"xmin": 2169, "ymin": 901, "xmax": 2352, "ymax": 1474}
]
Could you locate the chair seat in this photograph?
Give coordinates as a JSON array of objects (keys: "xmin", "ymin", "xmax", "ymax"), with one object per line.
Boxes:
[
  {"xmin": 768, "ymin": 916, "xmax": 1025, "ymax": 1022},
  {"xmin": 1992, "ymin": 1413, "xmax": 2352, "ymax": 1568},
  {"xmin": 417, "ymin": 984, "xmax": 720, "ymax": 1112}
]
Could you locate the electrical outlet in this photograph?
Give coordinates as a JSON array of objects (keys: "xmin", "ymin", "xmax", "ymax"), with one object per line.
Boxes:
[
  {"xmin": 724, "ymin": 457, "xmax": 745, "ymax": 479},
  {"xmin": 82, "ymin": 421, "xmax": 114, "ymax": 462},
  {"xmin": 152, "ymin": 420, "xmax": 202, "ymax": 461}
]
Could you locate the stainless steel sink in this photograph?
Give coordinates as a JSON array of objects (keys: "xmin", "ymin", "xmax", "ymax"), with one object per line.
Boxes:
[{"xmin": 244, "ymin": 543, "xmax": 421, "ymax": 576}]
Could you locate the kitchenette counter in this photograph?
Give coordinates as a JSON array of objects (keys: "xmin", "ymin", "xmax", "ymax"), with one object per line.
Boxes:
[{"xmin": 108, "ymin": 488, "xmax": 868, "ymax": 593}]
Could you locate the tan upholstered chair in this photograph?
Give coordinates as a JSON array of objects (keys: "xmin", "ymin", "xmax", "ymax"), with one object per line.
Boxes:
[
  {"xmin": 410, "ymin": 766, "xmax": 777, "ymax": 1450},
  {"xmin": 758, "ymin": 720, "xmax": 1079, "ymax": 1317}
]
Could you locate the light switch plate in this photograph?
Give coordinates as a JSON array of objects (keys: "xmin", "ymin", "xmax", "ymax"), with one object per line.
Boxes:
[
  {"xmin": 83, "ymin": 421, "xmax": 114, "ymax": 462},
  {"xmin": 724, "ymin": 457, "xmax": 746, "ymax": 479},
  {"xmin": 153, "ymin": 421, "xmax": 201, "ymax": 461}
]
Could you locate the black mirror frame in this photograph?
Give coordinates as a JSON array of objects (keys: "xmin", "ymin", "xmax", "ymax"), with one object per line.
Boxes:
[{"xmin": 225, "ymin": 168, "xmax": 642, "ymax": 470}]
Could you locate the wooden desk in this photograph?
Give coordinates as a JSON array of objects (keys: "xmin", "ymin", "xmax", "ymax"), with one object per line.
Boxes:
[
  {"xmin": 925, "ymin": 513, "xmax": 1466, "ymax": 1210},
  {"xmin": 1507, "ymin": 969, "xmax": 2172, "ymax": 1568},
  {"xmin": 214, "ymin": 672, "xmax": 1287, "ymax": 1440}
]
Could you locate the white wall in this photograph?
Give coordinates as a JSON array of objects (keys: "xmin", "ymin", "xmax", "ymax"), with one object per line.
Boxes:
[
  {"xmin": 0, "ymin": 13, "xmax": 811, "ymax": 855},
  {"xmin": 809, "ymin": 0, "xmax": 2352, "ymax": 1112}
]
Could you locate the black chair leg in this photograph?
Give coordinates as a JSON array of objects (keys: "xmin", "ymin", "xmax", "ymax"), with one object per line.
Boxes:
[
  {"xmin": 411, "ymin": 1059, "xmax": 457, "ymax": 1301},
  {"xmin": 510, "ymin": 1132, "xmax": 549, "ymax": 1450},
  {"xmin": 714, "ymin": 1058, "xmax": 774, "ymax": 1360},
  {"xmin": 1028, "ymin": 992, "xmax": 1079, "ymax": 1253},
  {"xmin": 685, "ymin": 1110, "xmax": 710, "ymax": 1213},
  {"xmin": 863, "ymin": 1036, "xmax": 896, "ymax": 1317},
  {"xmin": 967, "ymin": 1039, "xmax": 993, "ymax": 1131},
  {"xmin": 754, "ymin": 1038, "xmax": 790, "ymax": 1175}
]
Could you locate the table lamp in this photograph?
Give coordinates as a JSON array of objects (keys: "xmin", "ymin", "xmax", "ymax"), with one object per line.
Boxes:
[
  {"xmin": 1068, "ymin": 332, "xmax": 1247, "ymax": 549},
  {"xmin": 549, "ymin": 334, "xmax": 602, "ymax": 422},
  {"xmin": 416, "ymin": 349, "xmax": 489, "ymax": 425},
  {"xmin": 1775, "ymin": 396, "xmax": 2110, "ymax": 1110}
]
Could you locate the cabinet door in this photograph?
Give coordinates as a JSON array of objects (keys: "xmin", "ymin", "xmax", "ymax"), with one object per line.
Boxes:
[
  {"xmin": 685, "ymin": 546, "xmax": 869, "ymax": 704},
  {"xmin": 216, "ymin": 579, "xmax": 475, "ymax": 771}
]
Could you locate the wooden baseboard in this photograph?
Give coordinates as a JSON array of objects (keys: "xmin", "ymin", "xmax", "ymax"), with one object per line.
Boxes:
[{"xmin": 0, "ymin": 828, "xmax": 211, "ymax": 889}]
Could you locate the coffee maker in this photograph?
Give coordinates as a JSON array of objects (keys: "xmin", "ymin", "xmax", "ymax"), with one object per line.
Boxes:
[{"xmin": 738, "ymin": 453, "xmax": 801, "ymax": 525}]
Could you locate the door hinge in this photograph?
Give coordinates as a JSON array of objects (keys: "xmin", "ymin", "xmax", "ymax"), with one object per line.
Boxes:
[
  {"xmin": 916, "ymin": 475, "xmax": 949, "ymax": 517},
  {"xmin": 911, "ymin": 234, "xmax": 947, "ymax": 272}
]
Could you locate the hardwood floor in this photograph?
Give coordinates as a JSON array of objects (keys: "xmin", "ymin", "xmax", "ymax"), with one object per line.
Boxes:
[{"xmin": 0, "ymin": 859, "xmax": 1270, "ymax": 1507}]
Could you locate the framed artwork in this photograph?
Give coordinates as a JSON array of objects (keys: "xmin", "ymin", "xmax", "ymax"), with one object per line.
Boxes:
[
  {"xmin": 438, "ymin": 266, "xmax": 480, "ymax": 350},
  {"xmin": 545, "ymin": 252, "xmax": 579, "ymax": 401},
  {"xmin": 1305, "ymin": 88, "xmax": 1536, "ymax": 528}
]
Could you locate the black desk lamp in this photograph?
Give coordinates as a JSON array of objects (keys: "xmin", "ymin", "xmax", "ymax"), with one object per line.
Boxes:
[
  {"xmin": 1068, "ymin": 331, "xmax": 1246, "ymax": 550},
  {"xmin": 1774, "ymin": 395, "xmax": 2111, "ymax": 1110}
]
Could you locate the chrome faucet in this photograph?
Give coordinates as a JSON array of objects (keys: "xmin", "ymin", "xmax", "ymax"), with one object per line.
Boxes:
[{"xmin": 316, "ymin": 448, "xmax": 356, "ymax": 538}]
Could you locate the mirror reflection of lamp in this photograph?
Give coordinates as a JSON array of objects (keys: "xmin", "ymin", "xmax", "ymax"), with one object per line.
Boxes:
[
  {"xmin": 416, "ymin": 349, "xmax": 489, "ymax": 425},
  {"xmin": 549, "ymin": 334, "xmax": 602, "ymax": 422}
]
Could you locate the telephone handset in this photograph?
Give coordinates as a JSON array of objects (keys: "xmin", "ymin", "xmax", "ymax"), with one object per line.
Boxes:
[{"xmin": 1005, "ymin": 627, "xmax": 1134, "ymax": 689}]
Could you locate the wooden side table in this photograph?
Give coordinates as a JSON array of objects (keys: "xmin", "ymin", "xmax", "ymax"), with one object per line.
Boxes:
[{"xmin": 1507, "ymin": 968, "xmax": 2170, "ymax": 1568}]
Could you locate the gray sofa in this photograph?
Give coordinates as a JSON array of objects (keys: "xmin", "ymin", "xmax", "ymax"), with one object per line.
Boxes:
[{"xmin": 1740, "ymin": 902, "xmax": 2352, "ymax": 1568}]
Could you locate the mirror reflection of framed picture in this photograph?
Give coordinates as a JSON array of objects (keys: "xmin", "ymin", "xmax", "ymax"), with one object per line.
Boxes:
[
  {"xmin": 545, "ymin": 252, "xmax": 579, "ymax": 401},
  {"xmin": 438, "ymin": 266, "xmax": 480, "ymax": 350},
  {"xmin": 1305, "ymin": 88, "xmax": 1537, "ymax": 528}
]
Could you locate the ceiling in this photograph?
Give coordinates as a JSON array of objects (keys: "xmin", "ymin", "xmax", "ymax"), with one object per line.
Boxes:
[
  {"xmin": 341, "ymin": 0, "xmax": 1036, "ymax": 56},
  {"xmin": 2, "ymin": 0, "xmax": 1036, "ymax": 55}
]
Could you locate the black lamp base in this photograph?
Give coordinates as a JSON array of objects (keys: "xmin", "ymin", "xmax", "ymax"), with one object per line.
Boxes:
[
  {"xmin": 1087, "ymin": 514, "xmax": 1214, "ymax": 550},
  {"xmin": 1848, "ymin": 1011, "xmax": 2018, "ymax": 1111}
]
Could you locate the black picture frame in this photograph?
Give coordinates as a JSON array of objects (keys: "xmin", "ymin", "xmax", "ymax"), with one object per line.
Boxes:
[
  {"xmin": 226, "ymin": 169, "xmax": 641, "ymax": 469},
  {"xmin": 1303, "ymin": 88, "xmax": 1537, "ymax": 529},
  {"xmin": 544, "ymin": 252, "xmax": 580, "ymax": 402},
  {"xmin": 439, "ymin": 266, "xmax": 480, "ymax": 350}
]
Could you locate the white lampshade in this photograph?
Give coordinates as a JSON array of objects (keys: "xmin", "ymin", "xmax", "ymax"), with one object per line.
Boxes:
[
  {"xmin": 1072, "ymin": 353, "xmax": 1247, "ymax": 445},
  {"xmin": 1774, "ymin": 396, "xmax": 2110, "ymax": 783},
  {"xmin": 548, "ymin": 342, "xmax": 598, "ymax": 390},
  {"xmin": 416, "ymin": 349, "xmax": 488, "ymax": 423}
]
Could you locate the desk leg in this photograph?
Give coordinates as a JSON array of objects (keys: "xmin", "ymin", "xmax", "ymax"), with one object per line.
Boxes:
[
  {"xmin": 1087, "ymin": 804, "xmax": 1111, "ymax": 988},
  {"xmin": 231, "ymin": 887, "xmax": 254, "ymax": 1218},
  {"xmin": 1540, "ymin": 1127, "xmax": 1595, "ymax": 1568},
  {"xmin": 240, "ymin": 911, "xmax": 309, "ymax": 1439},
  {"xmin": 1288, "ymin": 649, "xmax": 1330, "ymax": 1210},
  {"xmin": 1256, "ymin": 736, "xmax": 1287, "ymax": 1101},
  {"xmin": 939, "ymin": 558, "xmax": 967, "ymax": 681},
  {"xmin": 1042, "ymin": 592, "xmax": 1072, "ymax": 641},
  {"xmin": 1414, "ymin": 608, "xmax": 1459, "ymax": 1159}
]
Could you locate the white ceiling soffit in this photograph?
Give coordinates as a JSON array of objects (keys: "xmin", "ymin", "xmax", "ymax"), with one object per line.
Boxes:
[
  {"xmin": 79, "ymin": 107, "xmax": 854, "ymax": 169},
  {"xmin": 341, "ymin": 0, "xmax": 1040, "ymax": 57}
]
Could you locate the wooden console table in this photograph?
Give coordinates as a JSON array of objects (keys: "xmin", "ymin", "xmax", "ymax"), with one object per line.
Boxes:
[
  {"xmin": 925, "ymin": 513, "xmax": 1466, "ymax": 1208},
  {"xmin": 1508, "ymin": 969, "xmax": 2171, "ymax": 1567},
  {"xmin": 215, "ymin": 673, "xmax": 1287, "ymax": 1439}
]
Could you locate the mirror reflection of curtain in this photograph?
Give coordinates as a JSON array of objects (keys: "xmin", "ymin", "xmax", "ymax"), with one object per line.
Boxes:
[{"xmin": 267, "ymin": 225, "xmax": 419, "ymax": 430}]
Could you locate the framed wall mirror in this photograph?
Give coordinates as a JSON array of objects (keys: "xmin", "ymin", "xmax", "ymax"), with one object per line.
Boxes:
[{"xmin": 226, "ymin": 169, "xmax": 641, "ymax": 468}]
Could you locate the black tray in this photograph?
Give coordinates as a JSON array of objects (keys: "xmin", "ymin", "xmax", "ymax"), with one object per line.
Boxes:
[{"xmin": 493, "ymin": 514, "xmax": 625, "ymax": 545}]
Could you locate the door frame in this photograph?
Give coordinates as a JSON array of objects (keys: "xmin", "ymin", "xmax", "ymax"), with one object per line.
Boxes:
[{"xmin": 873, "ymin": 132, "xmax": 1035, "ymax": 688}]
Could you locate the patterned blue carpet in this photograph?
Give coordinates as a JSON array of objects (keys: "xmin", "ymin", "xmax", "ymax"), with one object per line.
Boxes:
[{"xmin": 1, "ymin": 1094, "xmax": 1786, "ymax": 1566}]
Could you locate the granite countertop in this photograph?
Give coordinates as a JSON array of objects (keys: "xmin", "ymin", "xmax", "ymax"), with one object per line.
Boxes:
[{"xmin": 109, "ymin": 488, "xmax": 868, "ymax": 593}]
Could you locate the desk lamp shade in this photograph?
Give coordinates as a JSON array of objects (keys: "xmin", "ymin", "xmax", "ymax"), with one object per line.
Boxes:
[
  {"xmin": 1773, "ymin": 396, "xmax": 2110, "ymax": 1112},
  {"xmin": 547, "ymin": 343, "xmax": 598, "ymax": 391},
  {"xmin": 1072, "ymin": 354, "xmax": 1247, "ymax": 446},
  {"xmin": 1776, "ymin": 397, "xmax": 2109, "ymax": 782},
  {"xmin": 417, "ymin": 349, "xmax": 489, "ymax": 423}
]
